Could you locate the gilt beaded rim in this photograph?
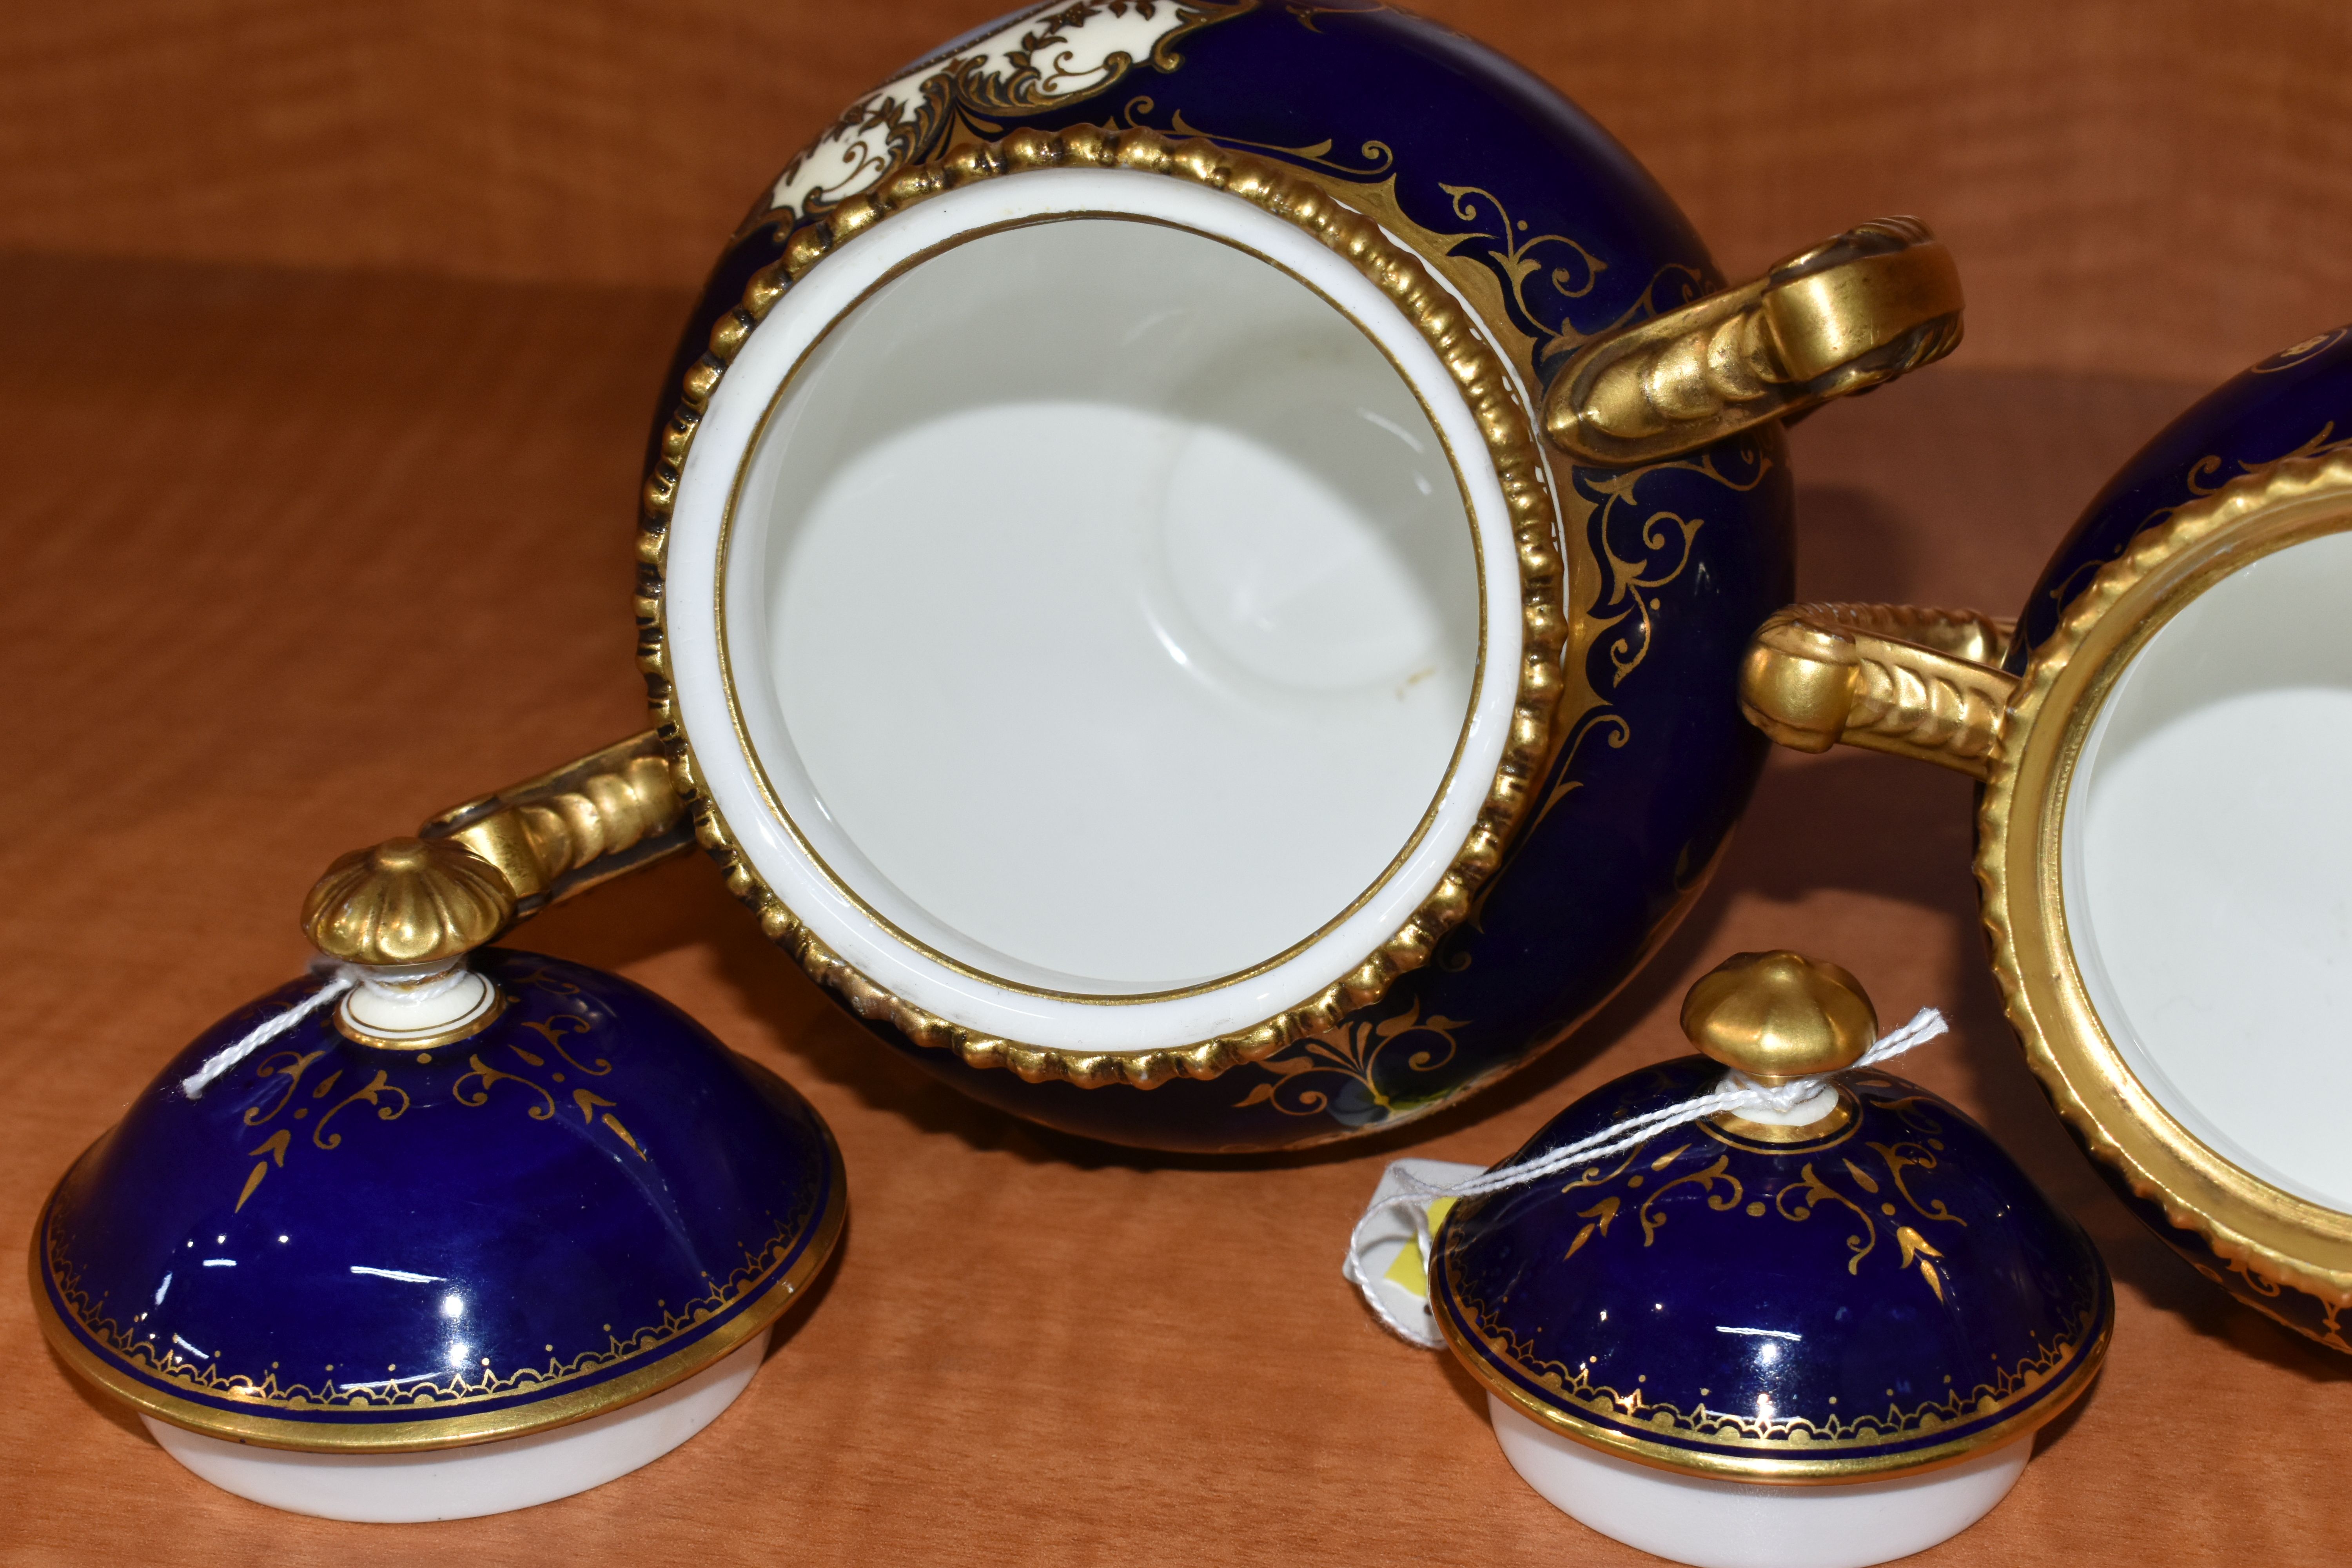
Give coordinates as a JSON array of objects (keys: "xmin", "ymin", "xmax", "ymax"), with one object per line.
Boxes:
[
  {"xmin": 1981, "ymin": 452, "xmax": 2352, "ymax": 1310},
  {"xmin": 632, "ymin": 126, "xmax": 1567, "ymax": 1090},
  {"xmin": 712, "ymin": 209, "xmax": 1489, "ymax": 1009}
]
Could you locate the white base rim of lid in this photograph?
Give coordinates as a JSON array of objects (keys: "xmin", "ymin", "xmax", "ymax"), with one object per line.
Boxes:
[
  {"xmin": 1487, "ymin": 1392, "xmax": 2029, "ymax": 1568},
  {"xmin": 142, "ymin": 1325, "xmax": 771, "ymax": 1523}
]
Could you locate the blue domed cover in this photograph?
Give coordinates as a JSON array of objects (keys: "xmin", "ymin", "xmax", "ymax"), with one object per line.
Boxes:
[
  {"xmin": 33, "ymin": 949, "xmax": 844, "ymax": 1450},
  {"xmin": 1434, "ymin": 1058, "xmax": 2111, "ymax": 1480}
]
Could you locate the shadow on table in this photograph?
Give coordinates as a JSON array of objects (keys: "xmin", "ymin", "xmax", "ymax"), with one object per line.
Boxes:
[
  {"xmin": 1789, "ymin": 481, "xmax": 1927, "ymax": 607},
  {"xmin": 518, "ymin": 712, "xmax": 2352, "ymax": 1389},
  {"xmin": 511, "ymin": 469, "xmax": 1944, "ymax": 1169},
  {"xmin": 45, "ymin": 1338, "xmax": 156, "ymax": 1446}
]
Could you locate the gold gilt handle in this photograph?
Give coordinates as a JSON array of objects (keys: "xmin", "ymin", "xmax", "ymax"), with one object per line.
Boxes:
[
  {"xmin": 303, "ymin": 733, "xmax": 692, "ymax": 968},
  {"xmin": 1738, "ymin": 604, "xmax": 2018, "ymax": 779},
  {"xmin": 1546, "ymin": 218, "xmax": 1964, "ymax": 466},
  {"xmin": 420, "ymin": 731, "xmax": 690, "ymax": 921}
]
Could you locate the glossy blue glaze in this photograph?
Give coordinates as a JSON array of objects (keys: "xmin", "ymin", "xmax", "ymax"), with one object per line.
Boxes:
[
  {"xmin": 2010, "ymin": 325, "xmax": 2352, "ymax": 666},
  {"xmin": 650, "ymin": 1, "xmax": 1793, "ymax": 1151},
  {"xmin": 1998, "ymin": 321, "xmax": 2352, "ymax": 1345},
  {"xmin": 1433, "ymin": 1058, "xmax": 2111, "ymax": 1476},
  {"xmin": 35, "ymin": 949, "xmax": 844, "ymax": 1444}
]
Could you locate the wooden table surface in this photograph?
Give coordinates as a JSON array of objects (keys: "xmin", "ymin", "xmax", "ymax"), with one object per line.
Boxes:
[{"xmin": 2, "ymin": 246, "xmax": 2345, "ymax": 1565}]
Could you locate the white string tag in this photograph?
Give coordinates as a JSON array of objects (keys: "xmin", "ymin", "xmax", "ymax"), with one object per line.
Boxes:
[
  {"xmin": 1341, "ymin": 1006, "xmax": 1950, "ymax": 1348},
  {"xmin": 178, "ymin": 961, "xmax": 486, "ymax": 1101},
  {"xmin": 179, "ymin": 962, "xmax": 359, "ymax": 1100},
  {"xmin": 1347, "ymin": 1158, "xmax": 1487, "ymax": 1344}
]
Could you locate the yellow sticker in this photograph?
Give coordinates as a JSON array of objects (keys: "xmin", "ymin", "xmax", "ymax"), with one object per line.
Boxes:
[{"xmin": 1378, "ymin": 1196, "xmax": 1457, "ymax": 1300}]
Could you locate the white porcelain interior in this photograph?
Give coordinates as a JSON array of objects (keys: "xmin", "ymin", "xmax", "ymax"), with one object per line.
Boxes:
[
  {"xmin": 666, "ymin": 168, "xmax": 1533, "ymax": 1052},
  {"xmin": 1487, "ymin": 1394, "xmax": 2029, "ymax": 1568},
  {"xmin": 142, "ymin": 1326, "xmax": 769, "ymax": 1523},
  {"xmin": 2064, "ymin": 525, "xmax": 2352, "ymax": 1210}
]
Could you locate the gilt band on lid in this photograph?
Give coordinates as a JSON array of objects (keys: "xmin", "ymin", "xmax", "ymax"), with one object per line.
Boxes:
[{"xmin": 1433, "ymin": 956, "xmax": 2111, "ymax": 1485}]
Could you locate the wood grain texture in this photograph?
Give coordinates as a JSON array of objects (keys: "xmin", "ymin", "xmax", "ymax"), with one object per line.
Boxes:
[
  {"xmin": 3, "ymin": 1, "xmax": 2351, "ymax": 380},
  {"xmin": 2, "ymin": 250, "xmax": 2347, "ymax": 1564}
]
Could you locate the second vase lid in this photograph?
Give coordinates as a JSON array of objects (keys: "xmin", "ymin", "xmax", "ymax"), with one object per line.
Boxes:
[{"xmin": 1431, "ymin": 952, "xmax": 2111, "ymax": 1483}]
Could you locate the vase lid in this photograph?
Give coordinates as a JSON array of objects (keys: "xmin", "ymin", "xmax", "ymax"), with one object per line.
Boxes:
[
  {"xmin": 1431, "ymin": 953, "xmax": 2112, "ymax": 1484},
  {"xmin": 34, "ymin": 947, "xmax": 844, "ymax": 1452}
]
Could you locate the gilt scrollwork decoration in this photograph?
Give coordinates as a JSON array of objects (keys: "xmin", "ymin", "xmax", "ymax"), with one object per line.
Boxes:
[
  {"xmin": 1437, "ymin": 183, "xmax": 1611, "ymax": 365},
  {"xmin": 1434, "ymin": 436, "xmax": 1770, "ymax": 956},
  {"xmin": 308, "ymin": 1073, "xmax": 410, "ymax": 1153},
  {"xmin": 224, "ymin": 981, "xmax": 646, "ymax": 1214},
  {"xmin": 1639, "ymin": 1153, "xmax": 1744, "ymax": 1244},
  {"xmin": 1233, "ymin": 998, "xmax": 1465, "ymax": 1120},
  {"xmin": 1507, "ymin": 1122, "xmax": 1965, "ymax": 1301},
  {"xmin": 233, "ymin": 1051, "xmax": 415, "ymax": 1212},
  {"xmin": 2038, "ymin": 417, "xmax": 2352, "ymax": 637},
  {"xmin": 1588, "ymin": 442, "xmax": 1774, "ymax": 684},
  {"xmin": 1113, "ymin": 97, "xmax": 1394, "ymax": 179}
]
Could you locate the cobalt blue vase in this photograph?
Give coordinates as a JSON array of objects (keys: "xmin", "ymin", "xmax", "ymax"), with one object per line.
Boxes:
[
  {"xmin": 1739, "ymin": 326, "xmax": 2352, "ymax": 1355},
  {"xmin": 610, "ymin": 1, "xmax": 1964, "ymax": 1152}
]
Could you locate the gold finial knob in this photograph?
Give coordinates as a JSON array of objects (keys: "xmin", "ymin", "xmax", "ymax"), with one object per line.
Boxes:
[
  {"xmin": 302, "ymin": 837, "xmax": 516, "ymax": 967},
  {"xmin": 1680, "ymin": 951, "xmax": 1877, "ymax": 1085}
]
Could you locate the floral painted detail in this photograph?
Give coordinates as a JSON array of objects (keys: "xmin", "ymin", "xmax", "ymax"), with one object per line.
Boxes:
[{"xmin": 760, "ymin": 2, "xmax": 1256, "ymax": 225}]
